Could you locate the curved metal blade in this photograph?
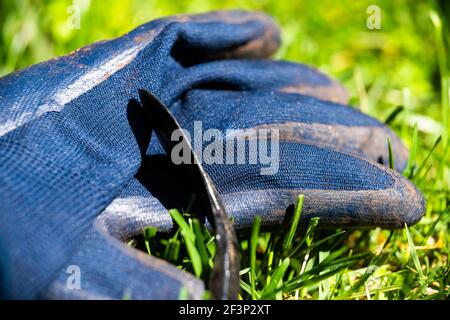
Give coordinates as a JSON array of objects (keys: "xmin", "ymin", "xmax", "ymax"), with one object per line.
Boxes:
[{"xmin": 138, "ymin": 89, "xmax": 240, "ymax": 300}]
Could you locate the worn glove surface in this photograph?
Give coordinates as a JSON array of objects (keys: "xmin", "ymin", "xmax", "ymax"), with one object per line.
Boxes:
[{"xmin": 0, "ymin": 10, "xmax": 424, "ymax": 300}]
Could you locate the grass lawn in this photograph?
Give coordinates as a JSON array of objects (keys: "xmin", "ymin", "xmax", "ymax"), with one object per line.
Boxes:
[{"xmin": 1, "ymin": 0, "xmax": 448, "ymax": 299}]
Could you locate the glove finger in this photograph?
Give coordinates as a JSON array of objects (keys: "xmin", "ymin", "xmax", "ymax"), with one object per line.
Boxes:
[
  {"xmin": 40, "ymin": 221, "xmax": 204, "ymax": 300},
  {"xmin": 205, "ymin": 142, "xmax": 425, "ymax": 229},
  {"xmin": 96, "ymin": 144, "xmax": 424, "ymax": 232},
  {"xmin": 161, "ymin": 59, "xmax": 349, "ymax": 105},
  {"xmin": 162, "ymin": 10, "xmax": 280, "ymax": 64},
  {"xmin": 171, "ymin": 89, "xmax": 408, "ymax": 172}
]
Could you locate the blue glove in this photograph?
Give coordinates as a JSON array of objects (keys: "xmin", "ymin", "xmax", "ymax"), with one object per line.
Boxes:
[{"xmin": 0, "ymin": 10, "xmax": 424, "ymax": 300}]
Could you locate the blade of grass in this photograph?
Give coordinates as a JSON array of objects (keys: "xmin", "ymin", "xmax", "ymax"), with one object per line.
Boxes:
[
  {"xmin": 385, "ymin": 105, "xmax": 404, "ymax": 125},
  {"xmin": 169, "ymin": 209, "xmax": 195, "ymax": 242},
  {"xmin": 404, "ymin": 123, "xmax": 418, "ymax": 178},
  {"xmin": 143, "ymin": 226, "xmax": 158, "ymax": 256},
  {"xmin": 182, "ymin": 229, "xmax": 203, "ymax": 278},
  {"xmin": 178, "ymin": 287, "xmax": 189, "ymax": 300},
  {"xmin": 164, "ymin": 237, "xmax": 181, "ymax": 263},
  {"xmin": 289, "ymin": 230, "xmax": 346, "ymax": 259},
  {"xmin": 387, "ymin": 138, "xmax": 395, "ymax": 170},
  {"xmin": 240, "ymin": 279, "xmax": 253, "ymax": 297},
  {"xmin": 318, "ymin": 251, "xmax": 331, "ymax": 300},
  {"xmin": 283, "ymin": 195, "xmax": 305, "ymax": 252},
  {"xmin": 240, "ymin": 268, "xmax": 251, "ymax": 276},
  {"xmin": 282, "ymin": 261, "xmax": 363, "ymax": 295},
  {"xmin": 260, "ymin": 258, "xmax": 290, "ymax": 299},
  {"xmin": 192, "ymin": 218, "xmax": 212, "ymax": 271},
  {"xmin": 260, "ymin": 211, "xmax": 293, "ymax": 275},
  {"xmin": 169, "ymin": 209, "xmax": 203, "ymax": 278},
  {"xmin": 405, "ymin": 223, "xmax": 426, "ymax": 286},
  {"xmin": 288, "ymin": 217, "xmax": 320, "ymax": 257},
  {"xmin": 287, "ymin": 252, "xmax": 370, "ymax": 287},
  {"xmin": 250, "ymin": 216, "xmax": 261, "ymax": 300},
  {"xmin": 414, "ymin": 135, "xmax": 442, "ymax": 180}
]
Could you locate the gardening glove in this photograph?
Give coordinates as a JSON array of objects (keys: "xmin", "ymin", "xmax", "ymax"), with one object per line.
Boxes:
[{"xmin": 0, "ymin": 10, "xmax": 424, "ymax": 300}]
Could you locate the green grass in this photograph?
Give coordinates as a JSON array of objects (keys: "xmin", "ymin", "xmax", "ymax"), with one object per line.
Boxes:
[
  {"xmin": 131, "ymin": 182, "xmax": 448, "ymax": 299},
  {"xmin": 2, "ymin": 0, "xmax": 449, "ymax": 300}
]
